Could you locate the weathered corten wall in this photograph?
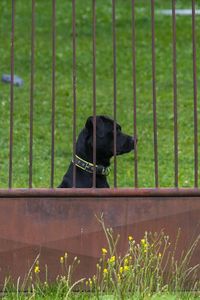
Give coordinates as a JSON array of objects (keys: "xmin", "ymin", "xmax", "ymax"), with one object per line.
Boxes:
[{"xmin": 0, "ymin": 188, "xmax": 199, "ymax": 287}]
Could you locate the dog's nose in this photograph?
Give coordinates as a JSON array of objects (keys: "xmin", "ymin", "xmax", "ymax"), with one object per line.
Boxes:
[
  {"xmin": 132, "ymin": 136, "xmax": 138, "ymax": 144},
  {"xmin": 130, "ymin": 136, "xmax": 137, "ymax": 149}
]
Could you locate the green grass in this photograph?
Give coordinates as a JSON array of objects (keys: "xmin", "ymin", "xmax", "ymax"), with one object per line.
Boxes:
[
  {"xmin": 1, "ymin": 293, "xmax": 199, "ymax": 300},
  {"xmin": 0, "ymin": 0, "xmax": 200, "ymax": 188}
]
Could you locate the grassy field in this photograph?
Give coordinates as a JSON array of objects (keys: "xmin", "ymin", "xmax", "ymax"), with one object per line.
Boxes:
[
  {"xmin": 1, "ymin": 293, "xmax": 199, "ymax": 300},
  {"xmin": 0, "ymin": 0, "xmax": 200, "ymax": 188}
]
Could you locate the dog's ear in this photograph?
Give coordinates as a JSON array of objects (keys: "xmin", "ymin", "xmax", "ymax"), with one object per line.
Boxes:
[
  {"xmin": 85, "ymin": 116, "xmax": 93, "ymax": 132},
  {"xmin": 85, "ymin": 116, "xmax": 105, "ymax": 137}
]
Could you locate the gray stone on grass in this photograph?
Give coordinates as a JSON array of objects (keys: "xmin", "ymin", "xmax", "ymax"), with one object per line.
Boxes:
[{"xmin": 2, "ymin": 74, "xmax": 24, "ymax": 87}]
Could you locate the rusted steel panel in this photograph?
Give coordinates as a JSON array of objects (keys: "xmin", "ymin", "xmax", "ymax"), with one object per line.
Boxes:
[{"xmin": 0, "ymin": 189, "xmax": 199, "ymax": 287}]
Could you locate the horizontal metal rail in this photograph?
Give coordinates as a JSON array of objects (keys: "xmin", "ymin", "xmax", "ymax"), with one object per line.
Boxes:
[{"xmin": 1, "ymin": 188, "xmax": 200, "ymax": 198}]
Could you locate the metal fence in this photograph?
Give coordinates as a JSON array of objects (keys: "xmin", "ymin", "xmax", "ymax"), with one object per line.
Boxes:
[{"xmin": 0, "ymin": 0, "xmax": 199, "ymax": 188}]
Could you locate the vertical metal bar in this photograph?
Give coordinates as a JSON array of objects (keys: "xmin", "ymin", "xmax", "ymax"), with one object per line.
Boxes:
[
  {"xmin": 72, "ymin": 0, "xmax": 77, "ymax": 187},
  {"xmin": 172, "ymin": 0, "xmax": 178, "ymax": 187},
  {"xmin": 92, "ymin": 0, "xmax": 97, "ymax": 188},
  {"xmin": 29, "ymin": 0, "xmax": 35, "ymax": 188},
  {"xmin": 9, "ymin": 0, "xmax": 15, "ymax": 188},
  {"xmin": 51, "ymin": 0, "xmax": 56, "ymax": 188},
  {"xmin": 151, "ymin": 0, "xmax": 158, "ymax": 187},
  {"xmin": 131, "ymin": 0, "xmax": 138, "ymax": 188},
  {"xmin": 112, "ymin": 0, "xmax": 117, "ymax": 188},
  {"xmin": 192, "ymin": 0, "xmax": 198, "ymax": 187}
]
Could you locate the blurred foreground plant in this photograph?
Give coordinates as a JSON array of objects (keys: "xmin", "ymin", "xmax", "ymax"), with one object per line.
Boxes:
[
  {"xmin": 85, "ymin": 214, "xmax": 200, "ymax": 299},
  {"xmin": 2, "ymin": 214, "xmax": 200, "ymax": 299}
]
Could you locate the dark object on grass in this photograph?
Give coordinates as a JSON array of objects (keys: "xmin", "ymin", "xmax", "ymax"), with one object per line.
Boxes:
[
  {"xmin": 1, "ymin": 74, "xmax": 24, "ymax": 86},
  {"xmin": 58, "ymin": 115, "xmax": 136, "ymax": 188}
]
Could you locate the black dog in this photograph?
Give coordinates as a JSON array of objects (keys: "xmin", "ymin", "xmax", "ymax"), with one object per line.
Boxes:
[{"xmin": 58, "ymin": 115, "xmax": 136, "ymax": 188}]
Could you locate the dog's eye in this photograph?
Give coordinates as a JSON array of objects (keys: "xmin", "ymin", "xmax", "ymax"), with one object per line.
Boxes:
[{"xmin": 110, "ymin": 128, "xmax": 121, "ymax": 136}]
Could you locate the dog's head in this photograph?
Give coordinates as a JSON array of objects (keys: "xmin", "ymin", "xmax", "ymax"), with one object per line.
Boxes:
[{"xmin": 82, "ymin": 115, "xmax": 136, "ymax": 165}]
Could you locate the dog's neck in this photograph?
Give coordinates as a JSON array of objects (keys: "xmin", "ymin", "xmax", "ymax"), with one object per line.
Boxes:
[
  {"xmin": 70, "ymin": 161, "xmax": 109, "ymax": 187},
  {"xmin": 77, "ymin": 151, "xmax": 109, "ymax": 166}
]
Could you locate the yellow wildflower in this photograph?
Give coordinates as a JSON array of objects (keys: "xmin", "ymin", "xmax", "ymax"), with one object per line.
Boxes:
[
  {"xmin": 124, "ymin": 265, "xmax": 129, "ymax": 272},
  {"xmin": 141, "ymin": 238, "xmax": 148, "ymax": 253},
  {"xmin": 109, "ymin": 255, "xmax": 115, "ymax": 264},
  {"xmin": 88, "ymin": 278, "xmax": 92, "ymax": 287},
  {"xmin": 124, "ymin": 258, "xmax": 129, "ymax": 266},
  {"xmin": 102, "ymin": 248, "xmax": 107, "ymax": 255},
  {"xmin": 60, "ymin": 256, "xmax": 64, "ymax": 264},
  {"xmin": 158, "ymin": 253, "xmax": 162, "ymax": 258},
  {"xmin": 128, "ymin": 235, "xmax": 133, "ymax": 241},
  {"xmin": 119, "ymin": 266, "xmax": 123, "ymax": 274},
  {"xmin": 34, "ymin": 266, "xmax": 40, "ymax": 274},
  {"xmin": 103, "ymin": 268, "xmax": 108, "ymax": 275}
]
